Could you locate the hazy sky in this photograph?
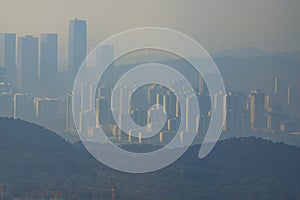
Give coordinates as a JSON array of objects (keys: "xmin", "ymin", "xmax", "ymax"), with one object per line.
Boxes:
[{"xmin": 0, "ymin": 0, "xmax": 299, "ymax": 67}]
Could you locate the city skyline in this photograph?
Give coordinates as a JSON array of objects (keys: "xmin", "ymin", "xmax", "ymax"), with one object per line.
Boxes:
[
  {"xmin": 0, "ymin": 18, "xmax": 86, "ymax": 94},
  {"xmin": 0, "ymin": 0, "xmax": 299, "ymax": 54},
  {"xmin": 0, "ymin": 18, "xmax": 299, "ymax": 138},
  {"xmin": 0, "ymin": 19, "xmax": 299, "ymax": 75},
  {"xmin": 0, "ymin": 1, "xmax": 299, "ymax": 198}
]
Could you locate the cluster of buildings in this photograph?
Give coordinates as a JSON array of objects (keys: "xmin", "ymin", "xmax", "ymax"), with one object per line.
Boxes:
[
  {"xmin": 0, "ymin": 19, "xmax": 86, "ymax": 92},
  {"xmin": 223, "ymin": 77, "xmax": 300, "ymax": 136},
  {"xmin": 0, "ymin": 18, "xmax": 299, "ymax": 144},
  {"xmin": 70, "ymin": 74, "xmax": 300, "ymax": 145},
  {"xmin": 0, "ymin": 19, "xmax": 87, "ymax": 133}
]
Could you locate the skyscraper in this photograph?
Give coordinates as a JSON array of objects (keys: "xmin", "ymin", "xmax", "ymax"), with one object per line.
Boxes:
[
  {"xmin": 287, "ymin": 85, "xmax": 300, "ymax": 111},
  {"xmin": 224, "ymin": 91, "xmax": 248, "ymax": 135},
  {"xmin": 0, "ymin": 92, "xmax": 14, "ymax": 118},
  {"xmin": 250, "ymin": 90, "xmax": 267, "ymax": 129},
  {"xmin": 0, "ymin": 33, "xmax": 16, "ymax": 86},
  {"xmin": 17, "ymin": 35, "xmax": 38, "ymax": 92},
  {"xmin": 68, "ymin": 19, "xmax": 86, "ymax": 75},
  {"xmin": 266, "ymin": 103, "xmax": 289, "ymax": 132},
  {"xmin": 39, "ymin": 34, "xmax": 58, "ymax": 92},
  {"xmin": 34, "ymin": 97, "xmax": 58, "ymax": 129},
  {"xmin": 274, "ymin": 77, "xmax": 288, "ymax": 107},
  {"xmin": 13, "ymin": 93, "xmax": 34, "ymax": 121},
  {"xmin": 96, "ymin": 45, "xmax": 114, "ymax": 68},
  {"xmin": 0, "ymin": 66, "xmax": 6, "ymax": 83},
  {"xmin": 66, "ymin": 93, "xmax": 75, "ymax": 131}
]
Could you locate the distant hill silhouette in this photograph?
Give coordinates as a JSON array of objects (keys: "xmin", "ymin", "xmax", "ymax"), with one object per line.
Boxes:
[
  {"xmin": 1, "ymin": 118, "xmax": 300, "ymax": 199},
  {"xmin": 213, "ymin": 47, "xmax": 266, "ymax": 58}
]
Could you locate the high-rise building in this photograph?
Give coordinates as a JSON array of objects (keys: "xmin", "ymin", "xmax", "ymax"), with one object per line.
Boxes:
[
  {"xmin": 13, "ymin": 93, "xmax": 34, "ymax": 121},
  {"xmin": 0, "ymin": 33, "xmax": 16, "ymax": 86},
  {"xmin": 17, "ymin": 35, "xmax": 38, "ymax": 92},
  {"xmin": 274, "ymin": 77, "xmax": 288, "ymax": 107},
  {"xmin": 267, "ymin": 104, "xmax": 289, "ymax": 132},
  {"xmin": 287, "ymin": 85, "xmax": 300, "ymax": 111},
  {"xmin": 66, "ymin": 94, "xmax": 75, "ymax": 131},
  {"xmin": 250, "ymin": 90, "xmax": 267, "ymax": 129},
  {"xmin": 198, "ymin": 75, "xmax": 204, "ymax": 94},
  {"xmin": 34, "ymin": 97, "xmax": 58, "ymax": 129},
  {"xmin": 224, "ymin": 91, "xmax": 248, "ymax": 135},
  {"xmin": 0, "ymin": 92, "xmax": 14, "ymax": 117},
  {"xmin": 39, "ymin": 34, "xmax": 58, "ymax": 92},
  {"xmin": 68, "ymin": 19, "xmax": 86, "ymax": 75},
  {"xmin": 0, "ymin": 66, "xmax": 6, "ymax": 83},
  {"xmin": 96, "ymin": 45, "xmax": 114, "ymax": 68}
]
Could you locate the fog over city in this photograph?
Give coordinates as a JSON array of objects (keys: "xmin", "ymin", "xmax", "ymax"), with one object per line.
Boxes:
[{"xmin": 0, "ymin": 0, "xmax": 300, "ymax": 199}]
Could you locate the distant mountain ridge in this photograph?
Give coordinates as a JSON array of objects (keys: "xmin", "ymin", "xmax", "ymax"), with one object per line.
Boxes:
[
  {"xmin": 213, "ymin": 47, "xmax": 300, "ymax": 58},
  {"xmin": 213, "ymin": 47, "xmax": 266, "ymax": 58},
  {"xmin": 1, "ymin": 118, "xmax": 300, "ymax": 199},
  {"xmin": 110, "ymin": 48, "xmax": 300, "ymax": 92}
]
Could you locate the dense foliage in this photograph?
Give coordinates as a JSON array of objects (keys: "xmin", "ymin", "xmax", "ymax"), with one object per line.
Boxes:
[{"xmin": 1, "ymin": 118, "xmax": 300, "ymax": 200}]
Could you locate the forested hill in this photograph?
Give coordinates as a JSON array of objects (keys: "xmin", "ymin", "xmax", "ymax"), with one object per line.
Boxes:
[{"xmin": 1, "ymin": 117, "xmax": 300, "ymax": 200}]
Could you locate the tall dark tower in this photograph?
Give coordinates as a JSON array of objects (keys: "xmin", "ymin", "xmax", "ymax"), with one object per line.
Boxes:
[
  {"xmin": 17, "ymin": 35, "xmax": 38, "ymax": 92},
  {"xmin": 39, "ymin": 33, "xmax": 58, "ymax": 92},
  {"xmin": 68, "ymin": 19, "xmax": 87, "ymax": 76},
  {"xmin": 0, "ymin": 33, "xmax": 16, "ymax": 87}
]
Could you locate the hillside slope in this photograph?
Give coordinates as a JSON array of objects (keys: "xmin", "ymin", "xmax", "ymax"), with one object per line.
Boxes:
[{"xmin": 1, "ymin": 118, "xmax": 300, "ymax": 199}]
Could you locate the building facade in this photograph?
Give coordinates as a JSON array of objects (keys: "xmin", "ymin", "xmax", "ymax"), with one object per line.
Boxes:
[
  {"xmin": 39, "ymin": 34, "xmax": 58, "ymax": 92},
  {"xmin": 68, "ymin": 19, "xmax": 86, "ymax": 76},
  {"xmin": 17, "ymin": 35, "xmax": 38, "ymax": 92}
]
